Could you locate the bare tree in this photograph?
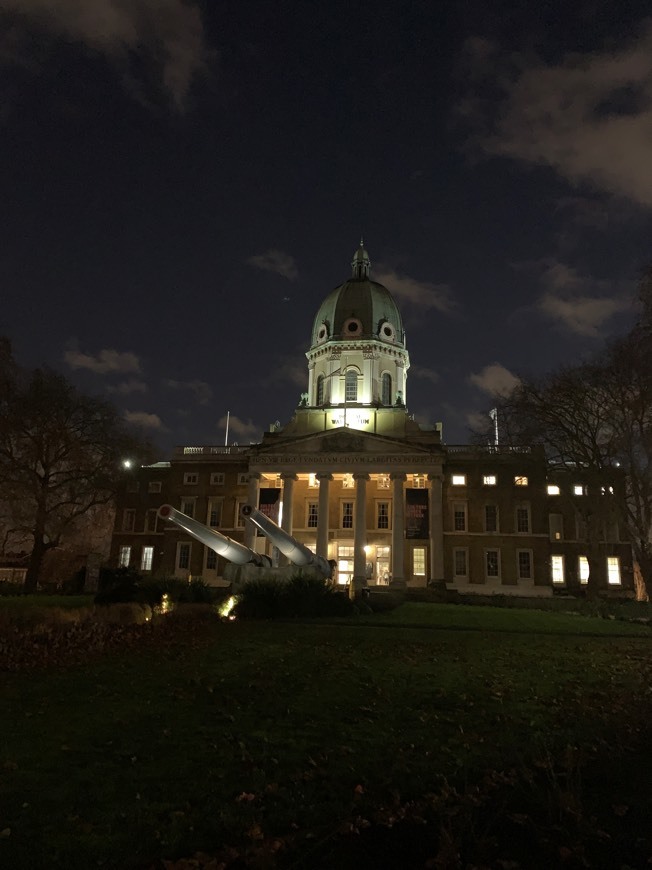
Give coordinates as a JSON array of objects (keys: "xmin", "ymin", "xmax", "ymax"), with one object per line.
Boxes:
[{"xmin": 0, "ymin": 350, "xmax": 152, "ymax": 592}]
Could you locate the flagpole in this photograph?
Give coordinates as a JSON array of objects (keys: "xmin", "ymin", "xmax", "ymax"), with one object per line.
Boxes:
[{"xmin": 225, "ymin": 411, "xmax": 230, "ymax": 446}]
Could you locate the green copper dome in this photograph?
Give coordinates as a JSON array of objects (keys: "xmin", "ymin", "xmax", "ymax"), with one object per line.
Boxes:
[{"xmin": 311, "ymin": 243, "xmax": 406, "ymax": 348}]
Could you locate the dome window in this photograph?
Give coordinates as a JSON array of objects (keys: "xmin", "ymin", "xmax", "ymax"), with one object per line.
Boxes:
[
  {"xmin": 345, "ymin": 370, "xmax": 358, "ymax": 402},
  {"xmin": 317, "ymin": 323, "xmax": 329, "ymax": 343},
  {"xmin": 316, "ymin": 374, "xmax": 325, "ymax": 405},
  {"xmin": 344, "ymin": 317, "xmax": 362, "ymax": 335},
  {"xmin": 381, "ymin": 373, "xmax": 392, "ymax": 406},
  {"xmin": 380, "ymin": 321, "xmax": 395, "ymax": 341}
]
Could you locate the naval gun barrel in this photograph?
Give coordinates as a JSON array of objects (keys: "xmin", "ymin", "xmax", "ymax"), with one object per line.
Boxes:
[
  {"xmin": 241, "ymin": 504, "xmax": 331, "ymax": 576},
  {"xmin": 157, "ymin": 504, "xmax": 270, "ymax": 567}
]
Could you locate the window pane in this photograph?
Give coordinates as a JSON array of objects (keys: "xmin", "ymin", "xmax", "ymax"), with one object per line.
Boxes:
[
  {"xmin": 517, "ymin": 551, "xmax": 531, "ymax": 579},
  {"xmin": 141, "ymin": 546, "xmax": 153, "ymax": 572},
  {"xmin": 119, "ymin": 546, "xmax": 131, "ymax": 567},
  {"xmin": 345, "ymin": 370, "xmax": 358, "ymax": 401},
  {"xmin": 607, "ymin": 556, "xmax": 621, "ymax": 585},
  {"xmin": 377, "ymin": 502, "xmax": 390, "ymax": 529},
  {"xmin": 451, "ymin": 474, "xmax": 466, "ymax": 486},
  {"xmin": 307, "ymin": 503, "xmax": 318, "ymax": 528},
  {"xmin": 178, "ymin": 544, "xmax": 190, "ymax": 570},
  {"xmin": 483, "ymin": 475, "xmax": 496, "ymax": 486},
  {"xmin": 342, "ymin": 502, "xmax": 353, "ymax": 528},
  {"xmin": 514, "ymin": 476, "xmax": 528, "ymax": 486},
  {"xmin": 516, "ymin": 507, "xmax": 530, "ymax": 533},
  {"xmin": 551, "ymin": 555, "xmax": 564, "ymax": 584},
  {"xmin": 485, "ymin": 505, "xmax": 497, "ymax": 532},
  {"xmin": 486, "ymin": 550, "xmax": 499, "ymax": 577},
  {"xmin": 381, "ymin": 373, "xmax": 391, "ymax": 406},
  {"xmin": 453, "ymin": 504, "xmax": 466, "ymax": 531},
  {"xmin": 454, "ymin": 549, "xmax": 467, "ymax": 576},
  {"xmin": 579, "ymin": 556, "xmax": 589, "ymax": 584},
  {"xmin": 206, "ymin": 549, "xmax": 217, "ymax": 570},
  {"xmin": 413, "ymin": 547, "xmax": 426, "ymax": 575}
]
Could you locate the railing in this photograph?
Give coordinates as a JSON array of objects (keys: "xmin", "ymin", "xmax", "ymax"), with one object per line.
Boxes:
[{"xmin": 178, "ymin": 445, "xmax": 254, "ymax": 457}]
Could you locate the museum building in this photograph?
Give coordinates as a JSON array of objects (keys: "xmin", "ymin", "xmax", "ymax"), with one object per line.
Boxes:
[{"xmin": 110, "ymin": 244, "xmax": 634, "ymax": 595}]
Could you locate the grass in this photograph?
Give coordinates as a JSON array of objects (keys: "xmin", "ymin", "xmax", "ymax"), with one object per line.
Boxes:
[{"xmin": 1, "ymin": 603, "xmax": 651, "ymax": 868}]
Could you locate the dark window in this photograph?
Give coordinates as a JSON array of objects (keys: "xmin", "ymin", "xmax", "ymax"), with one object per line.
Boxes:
[
  {"xmin": 516, "ymin": 507, "xmax": 530, "ymax": 533},
  {"xmin": 485, "ymin": 504, "xmax": 498, "ymax": 532},
  {"xmin": 381, "ymin": 373, "xmax": 392, "ymax": 405},
  {"xmin": 316, "ymin": 374, "xmax": 324, "ymax": 405},
  {"xmin": 486, "ymin": 550, "xmax": 499, "ymax": 577},
  {"xmin": 342, "ymin": 502, "xmax": 353, "ymax": 529},
  {"xmin": 307, "ymin": 503, "xmax": 318, "ymax": 528},
  {"xmin": 518, "ymin": 551, "xmax": 532, "ymax": 579}
]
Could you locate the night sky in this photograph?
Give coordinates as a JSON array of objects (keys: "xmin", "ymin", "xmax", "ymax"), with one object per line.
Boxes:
[{"xmin": 2, "ymin": 0, "xmax": 650, "ymax": 454}]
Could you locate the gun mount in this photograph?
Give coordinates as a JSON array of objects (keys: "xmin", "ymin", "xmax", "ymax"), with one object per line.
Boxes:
[
  {"xmin": 241, "ymin": 504, "xmax": 333, "ymax": 578},
  {"xmin": 157, "ymin": 504, "xmax": 271, "ymax": 567}
]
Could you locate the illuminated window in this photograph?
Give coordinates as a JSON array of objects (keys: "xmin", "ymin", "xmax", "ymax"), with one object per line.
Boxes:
[
  {"xmin": 308, "ymin": 473, "xmax": 319, "ymax": 488},
  {"xmin": 514, "ymin": 476, "xmax": 528, "ymax": 486},
  {"xmin": 413, "ymin": 547, "xmax": 426, "ymax": 576},
  {"xmin": 515, "ymin": 505, "xmax": 530, "ymax": 533},
  {"xmin": 601, "ymin": 485, "xmax": 614, "ymax": 495},
  {"xmin": 341, "ymin": 501, "xmax": 353, "ymax": 529},
  {"xmin": 140, "ymin": 546, "xmax": 153, "ymax": 572},
  {"xmin": 579, "ymin": 556, "xmax": 589, "ymax": 584},
  {"xmin": 337, "ymin": 545, "xmax": 354, "ymax": 585},
  {"xmin": 307, "ymin": 502, "xmax": 318, "ymax": 528},
  {"xmin": 177, "ymin": 543, "xmax": 191, "ymax": 571},
  {"xmin": 517, "ymin": 550, "xmax": 532, "ymax": 580},
  {"xmin": 148, "ymin": 481, "xmax": 162, "ymax": 493},
  {"xmin": 122, "ymin": 509, "xmax": 135, "ymax": 532},
  {"xmin": 206, "ymin": 549, "xmax": 217, "ymax": 571},
  {"xmin": 237, "ymin": 473, "xmax": 249, "ymax": 486},
  {"xmin": 485, "ymin": 549, "xmax": 500, "ymax": 578},
  {"xmin": 551, "ymin": 554, "xmax": 564, "ymax": 584},
  {"xmin": 376, "ymin": 545, "xmax": 391, "ymax": 583},
  {"xmin": 453, "ymin": 502, "xmax": 467, "ymax": 532},
  {"xmin": 183, "ymin": 473, "xmax": 198, "ymax": 485},
  {"xmin": 316, "ymin": 374, "xmax": 325, "ymax": 405},
  {"xmin": 453, "ymin": 548, "xmax": 468, "ymax": 578},
  {"xmin": 547, "ymin": 484, "xmax": 560, "ymax": 495},
  {"xmin": 118, "ymin": 545, "xmax": 131, "ymax": 567},
  {"xmin": 377, "ymin": 474, "xmax": 390, "ymax": 490},
  {"xmin": 210, "ymin": 472, "xmax": 225, "ymax": 486},
  {"xmin": 412, "ymin": 474, "xmax": 426, "ymax": 489},
  {"xmin": 607, "ymin": 556, "xmax": 621, "ymax": 585},
  {"xmin": 483, "ymin": 475, "xmax": 496, "ymax": 486},
  {"xmin": 451, "ymin": 474, "xmax": 466, "ymax": 486},
  {"xmin": 573, "ymin": 484, "xmax": 584, "ymax": 496},
  {"xmin": 485, "ymin": 504, "xmax": 498, "ymax": 533},
  {"xmin": 342, "ymin": 474, "xmax": 354, "ymax": 489},
  {"xmin": 345, "ymin": 370, "xmax": 358, "ymax": 401},
  {"xmin": 376, "ymin": 501, "xmax": 390, "ymax": 529}
]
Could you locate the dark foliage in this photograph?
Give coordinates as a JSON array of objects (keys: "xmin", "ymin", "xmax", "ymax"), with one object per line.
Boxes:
[{"xmin": 234, "ymin": 574, "xmax": 354, "ymax": 619}]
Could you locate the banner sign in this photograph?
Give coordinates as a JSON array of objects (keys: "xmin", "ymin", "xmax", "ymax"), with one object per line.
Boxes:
[
  {"xmin": 257, "ymin": 488, "xmax": 281, "ymax": 536},
  {"xmin": 405, "ymin": 488, "xmax": 429, "ymax": 539}
]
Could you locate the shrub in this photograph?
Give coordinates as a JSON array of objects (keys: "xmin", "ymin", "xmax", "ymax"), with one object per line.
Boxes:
[
  {"xmin": 0, "ymin": 580, "xmax": 24, "ymax": 597},
  {"xmin": 234, "ymin": 574, "xmax": 354, "ymax": 619},
  {"xmin": 95, "ymin": 566, "xmax": 142, "ymax": 604}
]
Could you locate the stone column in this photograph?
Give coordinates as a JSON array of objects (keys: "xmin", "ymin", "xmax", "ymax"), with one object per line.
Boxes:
[
  {"xmin": 316, "ymin": 473, "xmax": 332, "ymax": 559},
  {"xmin": 244, "ymin": 472, "xmax": 261, "ymax": 550},
  {"xmin": 428, "ymin": 472, "xmax": 445, "ymax": 585},
  {"xmin": 391, "ymin": 473, "xmax": 406, "ymax": 586},
  {"xmin": 352, "ymin": 473, "xmax": 369, "ymax": 591},
  {"xmin": 307, "ymin": 362, "xmax": 315, "ymax": 405},
  {"xmin": 280, "ymin": 473, "xmax": 296, "ymax": 566}
]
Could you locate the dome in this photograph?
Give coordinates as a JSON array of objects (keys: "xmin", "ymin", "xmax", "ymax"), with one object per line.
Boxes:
[{"xmin": 311, "ymin": 243, "xmax": 405, "ymax": 348}]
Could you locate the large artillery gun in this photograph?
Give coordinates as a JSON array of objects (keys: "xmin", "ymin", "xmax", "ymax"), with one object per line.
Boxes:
[{"xmin": 157, "ymin": 503, "xmax": 333, "ymax": 588}]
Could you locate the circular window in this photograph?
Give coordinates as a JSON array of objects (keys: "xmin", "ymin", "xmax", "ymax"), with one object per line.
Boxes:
[
  {"xmin": 344, "ymin": 317, "xmax": 362, "ymax": 335},
  {"xmin": 317, "ymin": 325, "xmax": 328, "ymax": 341},
  {"xmin": 380, "ymin": 321, "xmax": 395, "ymax": 340}
]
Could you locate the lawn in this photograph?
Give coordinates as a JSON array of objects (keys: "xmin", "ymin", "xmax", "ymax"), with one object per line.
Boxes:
[{"xmin": 1, "ymin": 603, "xmax": 651, "ymax": 869}]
